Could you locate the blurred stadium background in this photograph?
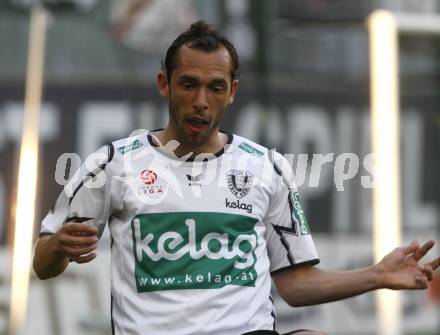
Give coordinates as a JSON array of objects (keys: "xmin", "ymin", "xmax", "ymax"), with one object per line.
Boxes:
[{"xmin": 0, "ymin": 0, "xmax": 439, "ymax": 334}]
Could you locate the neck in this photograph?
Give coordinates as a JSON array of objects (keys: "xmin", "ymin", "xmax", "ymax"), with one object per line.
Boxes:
[{"xmin": 152, "ymin": 127, "xmax": 227, "ymax": 158}]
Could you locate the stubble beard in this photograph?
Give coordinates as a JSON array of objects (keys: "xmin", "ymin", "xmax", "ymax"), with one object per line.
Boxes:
[{"xmin": 169, "ymin": 101, "xmax": 222, "ymax": 150}]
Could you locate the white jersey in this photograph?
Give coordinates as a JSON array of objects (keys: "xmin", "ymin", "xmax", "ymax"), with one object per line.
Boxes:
[{"xmin": 41, "ymin": 131, "xmax": 319, "ymax": 335}]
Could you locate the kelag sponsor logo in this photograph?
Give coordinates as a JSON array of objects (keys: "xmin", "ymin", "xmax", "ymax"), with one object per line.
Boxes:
[
  {"xmin": 225, "ymin": 198, "xmax": 253, "ymax": 213},
  {"xmin": 290, "ymin": 191, "xmax": 311, "ymax": 235},
  {"xmin": 131, "ymin": 212, "xmax": 258, "ymax": 292}
]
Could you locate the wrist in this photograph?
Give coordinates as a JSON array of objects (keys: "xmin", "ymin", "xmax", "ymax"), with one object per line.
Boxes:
[
  {"xmin": 50, "ymin": 233, "xmax": 67, "ymax": 259},
  {"xmin": 372, "ymin": 262, "xmax": 386, "ymax": 289}
]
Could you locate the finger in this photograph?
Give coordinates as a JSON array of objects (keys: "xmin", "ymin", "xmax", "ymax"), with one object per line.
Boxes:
[
  {"xmin": 59, "ymin": 234, "xmax": 98, "ymax": 247},
  {"xmin": 421, "ymin": 265, "xmax": 434, "ymax": 281},
  {"xmin": 62, "ymin": 222, "xmax": 98, "ymax": 236},
  {"xmin": 428, "ymin": 257, "xmax": 440, "ymax": 271},
  {"xmin": 401, "ymin": 240, "xmax": 420, "ymax": 255},
  {"xmin": 415, "ymin": 276, "xmax": 429, "ymax": 289},
  {"xmin": 412, "ymin": 240, "xmax": 435, "ymax": 261},
  {"xmin": 72, "ymin": 253, "xmax": 96, "ymax": 264},
  {"xmin": 62, "ymin": 243, "xmax": 97, "ymax": 257}
]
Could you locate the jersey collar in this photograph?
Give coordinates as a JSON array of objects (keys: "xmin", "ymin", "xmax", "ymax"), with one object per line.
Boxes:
[{"xmin": 147, "ymin": 129, "xmax": 233, "ymax": 162}]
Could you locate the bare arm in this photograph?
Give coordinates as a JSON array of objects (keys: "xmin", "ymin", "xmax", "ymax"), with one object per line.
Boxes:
[
  {"xmin": 33, "ymin": 222, "xmax": 98, "ymax": 280},
  {"xmin": 273, "ymin": 264, "xmax": 381, "ymax": 307},
  {"xmin": 273, "ymin": 240, "xmax": 440, "ymax": 307}
]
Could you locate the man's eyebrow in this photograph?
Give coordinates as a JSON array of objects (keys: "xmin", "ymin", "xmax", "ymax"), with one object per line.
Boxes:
[
  {"xmin": 177, "ymin": 75, "xmax": 198, "ymax": 82},
  {"xmin": 177, "ymin": 75, "xmax": 228, "ymax": 86},
  {"xmin": 210, "ymin": 78, "xmax": 228, "ymax": 86}
]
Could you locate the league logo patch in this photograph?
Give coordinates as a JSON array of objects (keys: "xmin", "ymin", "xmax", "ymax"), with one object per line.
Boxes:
[
  {"xmin": 226, "ymin": 170, "xmax": 254, "ymax": 199},
  {"xmin": 140, "ymin": 169, "xmax": 158, "ymax": 185},
  {"xmin": 138, "ymin": 169, "xmax": 167, "ymax": 200}
]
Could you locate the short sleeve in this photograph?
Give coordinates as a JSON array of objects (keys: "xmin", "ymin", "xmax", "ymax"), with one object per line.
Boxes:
[
  {"xmin": 40, "ymin": 144, "xmax": 115, "ymax": 238},
  {"xmin": 264, "ymin": 151, "xmax": 319, "ymax": 274}
]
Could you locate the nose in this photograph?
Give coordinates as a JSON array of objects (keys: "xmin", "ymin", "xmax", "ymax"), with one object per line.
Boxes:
[{"xmin": 193, "ymin": 87, "xmax": 208, "ymax": 111}]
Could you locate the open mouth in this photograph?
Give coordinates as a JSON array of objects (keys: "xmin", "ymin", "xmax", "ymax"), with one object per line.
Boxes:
[{"xmin": 187, "ymin": 118, "xmax": 209, "ymax": 131}]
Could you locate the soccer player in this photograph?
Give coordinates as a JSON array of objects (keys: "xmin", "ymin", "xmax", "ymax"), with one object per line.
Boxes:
[{"xmin": 33, "ymin": 21, "xmax": 440, "ymax": 335}]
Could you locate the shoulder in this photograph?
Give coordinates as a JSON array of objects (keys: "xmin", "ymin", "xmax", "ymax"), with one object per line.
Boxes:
[
  {"xmin": 230, "ymin": 134, "xmax": 294, "ymax": 187},
  {"xmin": 230, "ymin": 134, "xmax": 269, "ymax": 160},
  {"xmin": 89, "ymin": 131, "xmax": 153, "ymax": 172},
  {"xmin": 110, "ymin": 131, "xmax": 151, "ymax": 157}
]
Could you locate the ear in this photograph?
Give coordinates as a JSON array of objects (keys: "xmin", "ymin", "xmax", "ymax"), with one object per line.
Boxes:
[
  {"xmin": 157, "ymin": 71, "xmax": 169, "ymax": 97},
  {"xmin": 228, "ymin": 79, "xmax": 239, "ymax": 104}
]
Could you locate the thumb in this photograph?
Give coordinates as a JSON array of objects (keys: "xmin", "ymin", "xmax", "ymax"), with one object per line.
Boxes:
[{"xmin": 402, "ymin": 240, "xmax": 420, "ymax": 255}]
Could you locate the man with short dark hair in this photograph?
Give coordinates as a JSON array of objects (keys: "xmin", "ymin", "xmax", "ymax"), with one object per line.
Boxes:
[{"xmin": 33, "ymin": 21, "xmax": 440, "ymax": 335}]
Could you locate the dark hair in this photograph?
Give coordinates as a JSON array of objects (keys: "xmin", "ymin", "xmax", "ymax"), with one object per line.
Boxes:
[{"xmin": 162, "ymin": 20, "xmax": 240, "ymax": 81}]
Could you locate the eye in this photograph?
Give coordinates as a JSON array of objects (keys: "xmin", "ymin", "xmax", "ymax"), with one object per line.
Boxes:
[
  {"xmin": 210, "ymin": 84, "xmax": 226, "ymax": 93},
  {"xmin": 182, "ymin": 82, "xmax": 194, "ymax": 90}
]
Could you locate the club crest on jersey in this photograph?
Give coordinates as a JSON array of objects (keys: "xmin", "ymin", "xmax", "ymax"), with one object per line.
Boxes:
[{"xmin": 226, "ymin": 170, "xmax": 254, "ymax": 199}]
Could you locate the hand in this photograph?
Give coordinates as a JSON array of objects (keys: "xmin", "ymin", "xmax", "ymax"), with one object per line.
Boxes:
[
  {"xmin": 54, "ymin": 221, "xmax": 99, "ymax": 264},
  {"xmin": 377, "ymin": 240, "xmax": 440, "ymax": 290}
]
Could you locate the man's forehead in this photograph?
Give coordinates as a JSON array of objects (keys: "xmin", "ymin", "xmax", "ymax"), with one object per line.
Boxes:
[{"xmin": 173, "ymin": 45, "xmax": 232, "ymax": 77}]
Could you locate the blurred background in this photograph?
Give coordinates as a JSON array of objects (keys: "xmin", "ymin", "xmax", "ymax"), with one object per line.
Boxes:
[{"xmin": 0, "ymin": 0, "xmax": 439, "ymax": 334}]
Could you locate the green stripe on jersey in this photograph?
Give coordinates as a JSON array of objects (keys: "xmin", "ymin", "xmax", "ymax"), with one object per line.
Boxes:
[
  {"xmin": 117, "ymin": 139, "xmax": 143, "ymax": 154},
  {"xmin": 238, "ymin": 142, "xmax": 264, "ymax": 158}
]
